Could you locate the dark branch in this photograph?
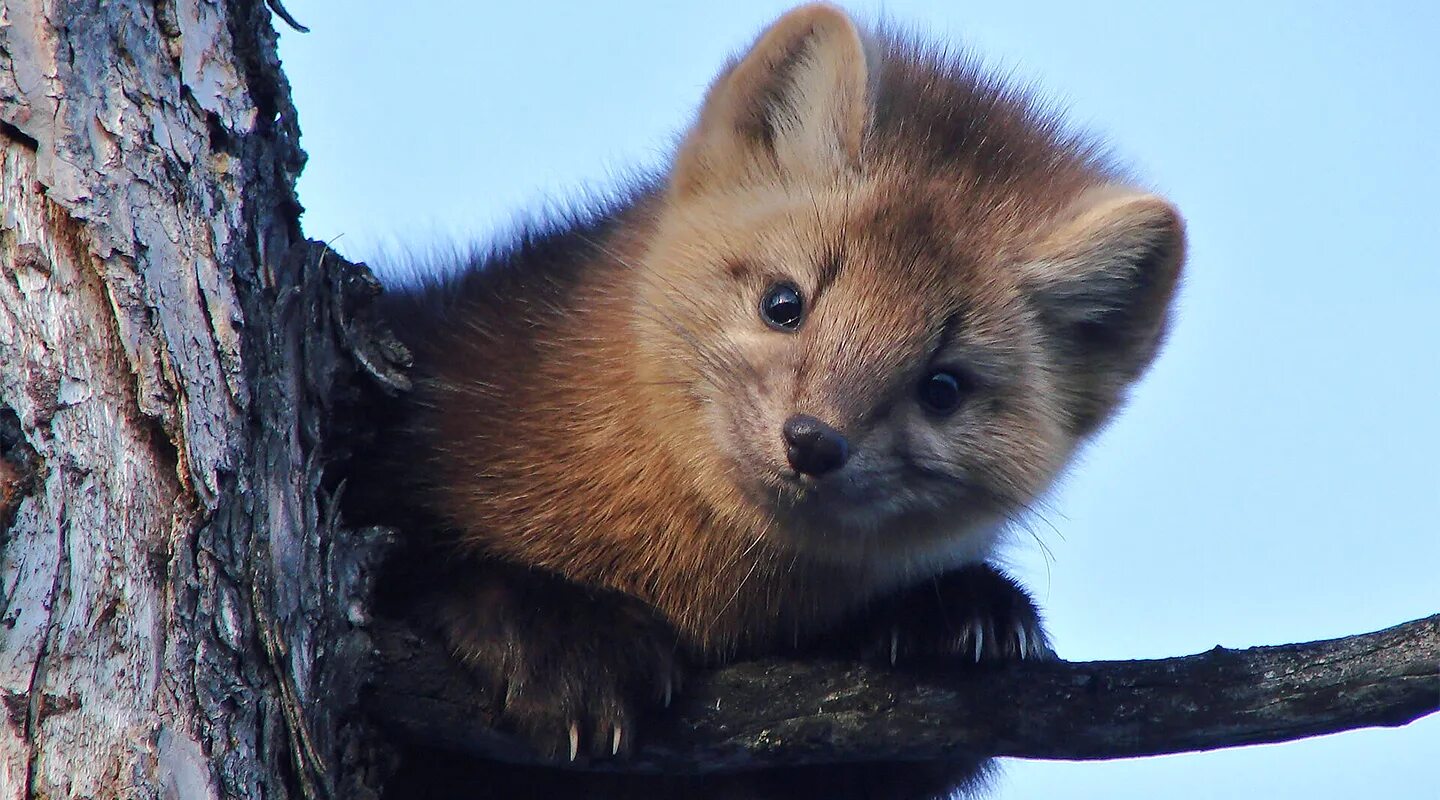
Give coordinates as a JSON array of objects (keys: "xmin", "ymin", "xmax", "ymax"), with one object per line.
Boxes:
[
  {"xmin": 365, "ymin": 614, "xmax": 1439, "ymax": 774},
  {"xmin": 264, "ymin": 0, "xmax": 309, "ymax": 33}
]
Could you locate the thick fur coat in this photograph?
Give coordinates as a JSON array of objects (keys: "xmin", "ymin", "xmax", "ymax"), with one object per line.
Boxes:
[{"xmin": 363, "ymin": 5, "xmax": 1184, "ymax": 798}]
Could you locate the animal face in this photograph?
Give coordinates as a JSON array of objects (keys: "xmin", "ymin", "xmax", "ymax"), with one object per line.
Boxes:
[
  {"xmin": 640, "ymin": 180, "xmax": 1067, "ymax": 564},
  {"xmin": 631, "ymin": 5, "xmax": 1183, "ymax": 567}
]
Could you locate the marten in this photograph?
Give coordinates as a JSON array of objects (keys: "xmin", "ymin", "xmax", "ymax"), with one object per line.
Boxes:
[{"xmin": 360, "ymin": 4, "xmax": 1184, "ymax": 798}]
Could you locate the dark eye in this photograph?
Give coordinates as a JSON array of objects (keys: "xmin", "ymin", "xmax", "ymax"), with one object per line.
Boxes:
[
  {"xmin": 917, "ymin": 370, "xmax": 972, "ymax": 415},
  {"xmin": 760, "ymin": 283, "xmax": 804, "ymax": 330}
]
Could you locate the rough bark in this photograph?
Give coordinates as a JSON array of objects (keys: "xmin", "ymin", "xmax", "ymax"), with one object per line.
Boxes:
[
  {"xmin": 370, "ymin": 614, "xmax": 1440, "ymax": 774},
  {"xmin": 0, "ymin": 2, "xmax": 385, "ymax": 798}
]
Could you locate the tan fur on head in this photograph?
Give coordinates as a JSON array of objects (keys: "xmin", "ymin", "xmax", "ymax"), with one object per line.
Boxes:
[{"xmin": 673, "ymin": 4, "xmax": 869, "ymax": 194}]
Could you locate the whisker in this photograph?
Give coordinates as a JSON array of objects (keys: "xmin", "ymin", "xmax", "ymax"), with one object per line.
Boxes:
[{"xmin": 711, "ymin": 529, "xmax": 771, "ymax": 628}]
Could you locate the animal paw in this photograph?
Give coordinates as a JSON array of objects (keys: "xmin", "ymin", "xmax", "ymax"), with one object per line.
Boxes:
[
  {"xmin": 852, "ymin": 563, "xmax": 1053, "ymax": 667},
  {"xmin": 432, "ymin": 563, "xmax": 683, "ymax": 762}
]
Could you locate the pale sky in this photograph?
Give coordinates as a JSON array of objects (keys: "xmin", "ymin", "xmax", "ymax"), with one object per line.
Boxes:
[{"xmin": 278, "ymin": 2, "xmax": 1439, "ymax": 797}]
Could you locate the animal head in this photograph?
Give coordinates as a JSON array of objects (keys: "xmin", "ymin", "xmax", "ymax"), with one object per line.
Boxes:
[{"xmin": 633, "ymin": 4, "xmax": 1184, "ymax": 567}]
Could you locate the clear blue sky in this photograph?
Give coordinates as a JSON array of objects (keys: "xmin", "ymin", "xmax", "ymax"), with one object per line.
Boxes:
[{"xmin": 278, "ymin": 2, "xmax": 1439, "ymax": 797}]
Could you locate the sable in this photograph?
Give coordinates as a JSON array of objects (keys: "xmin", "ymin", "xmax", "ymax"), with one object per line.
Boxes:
[{"xmin": 356, "ymin": 3, "xmax": 1188, "ymax": 796}]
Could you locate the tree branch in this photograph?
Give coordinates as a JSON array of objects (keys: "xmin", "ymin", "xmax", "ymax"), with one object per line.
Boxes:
[{"xmin": 367, "ymin": 614, "xmax": 1439, "ymax": 773}]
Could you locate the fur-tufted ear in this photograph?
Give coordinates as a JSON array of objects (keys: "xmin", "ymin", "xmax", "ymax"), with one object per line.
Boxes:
[
  {"xmin": 672, "ymin": 4, "xmax": 868, "ymax": 195},
  {"xmin": 1024, "ymin": 190, "xmax": 1186, "ymax": 435}
]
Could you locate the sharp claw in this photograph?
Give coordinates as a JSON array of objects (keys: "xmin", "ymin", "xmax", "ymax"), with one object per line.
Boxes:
[
  {"xmin": 612, "ymin": 725, "xmax": 623, "ymax": 756},
  {"xmin": 663, "ymin": 677, "xmax": 673, "ymax": 708},
  {"xmin": 568, "ymin": 722, "xmax": 580, "ymax": 762},
  {"xmin": 1016, "ymin": 625, "xmax": 1028, "ymax": 659},
  {"xmin": 889, "ymin": 626, "xmax": 899, "ymax": 666},
  {"xmin": 973, "ymin": 622, "xmax": 985, "ymax": 663}
]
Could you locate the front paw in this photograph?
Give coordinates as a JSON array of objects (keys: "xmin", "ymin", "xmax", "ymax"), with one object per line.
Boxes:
[
  {"xmin": 432, "ymin": 564, "xmax": 683, "ymax": 762},
  {"xmin": 852, "ymin": 563, "xmax": 1053, "ymax": 667}
]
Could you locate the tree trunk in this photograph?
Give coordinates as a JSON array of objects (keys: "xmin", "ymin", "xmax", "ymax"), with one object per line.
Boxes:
[{"xmin": 0, "ymin": 2, "xmax": 384, "ymax": 797}]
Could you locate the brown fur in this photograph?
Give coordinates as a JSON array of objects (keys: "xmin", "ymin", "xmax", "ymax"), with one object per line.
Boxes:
[{"xmin": 367, "ymin": 3, "xmax": 1184, "ymax": 793}]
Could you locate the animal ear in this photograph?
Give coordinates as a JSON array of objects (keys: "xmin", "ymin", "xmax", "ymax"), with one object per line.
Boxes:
[
  {"xmin": 1023, "ymin": 190, "xmax": 1186, "ymax": 434},
  {"xmin": 672, "ymin": 4, "xmax": 868, "ymax": 195}
]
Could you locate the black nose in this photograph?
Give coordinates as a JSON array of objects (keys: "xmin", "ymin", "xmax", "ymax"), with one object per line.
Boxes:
[{"xmin": 783, "ymin": 414, "xmax": 849, "ymax": 476}]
